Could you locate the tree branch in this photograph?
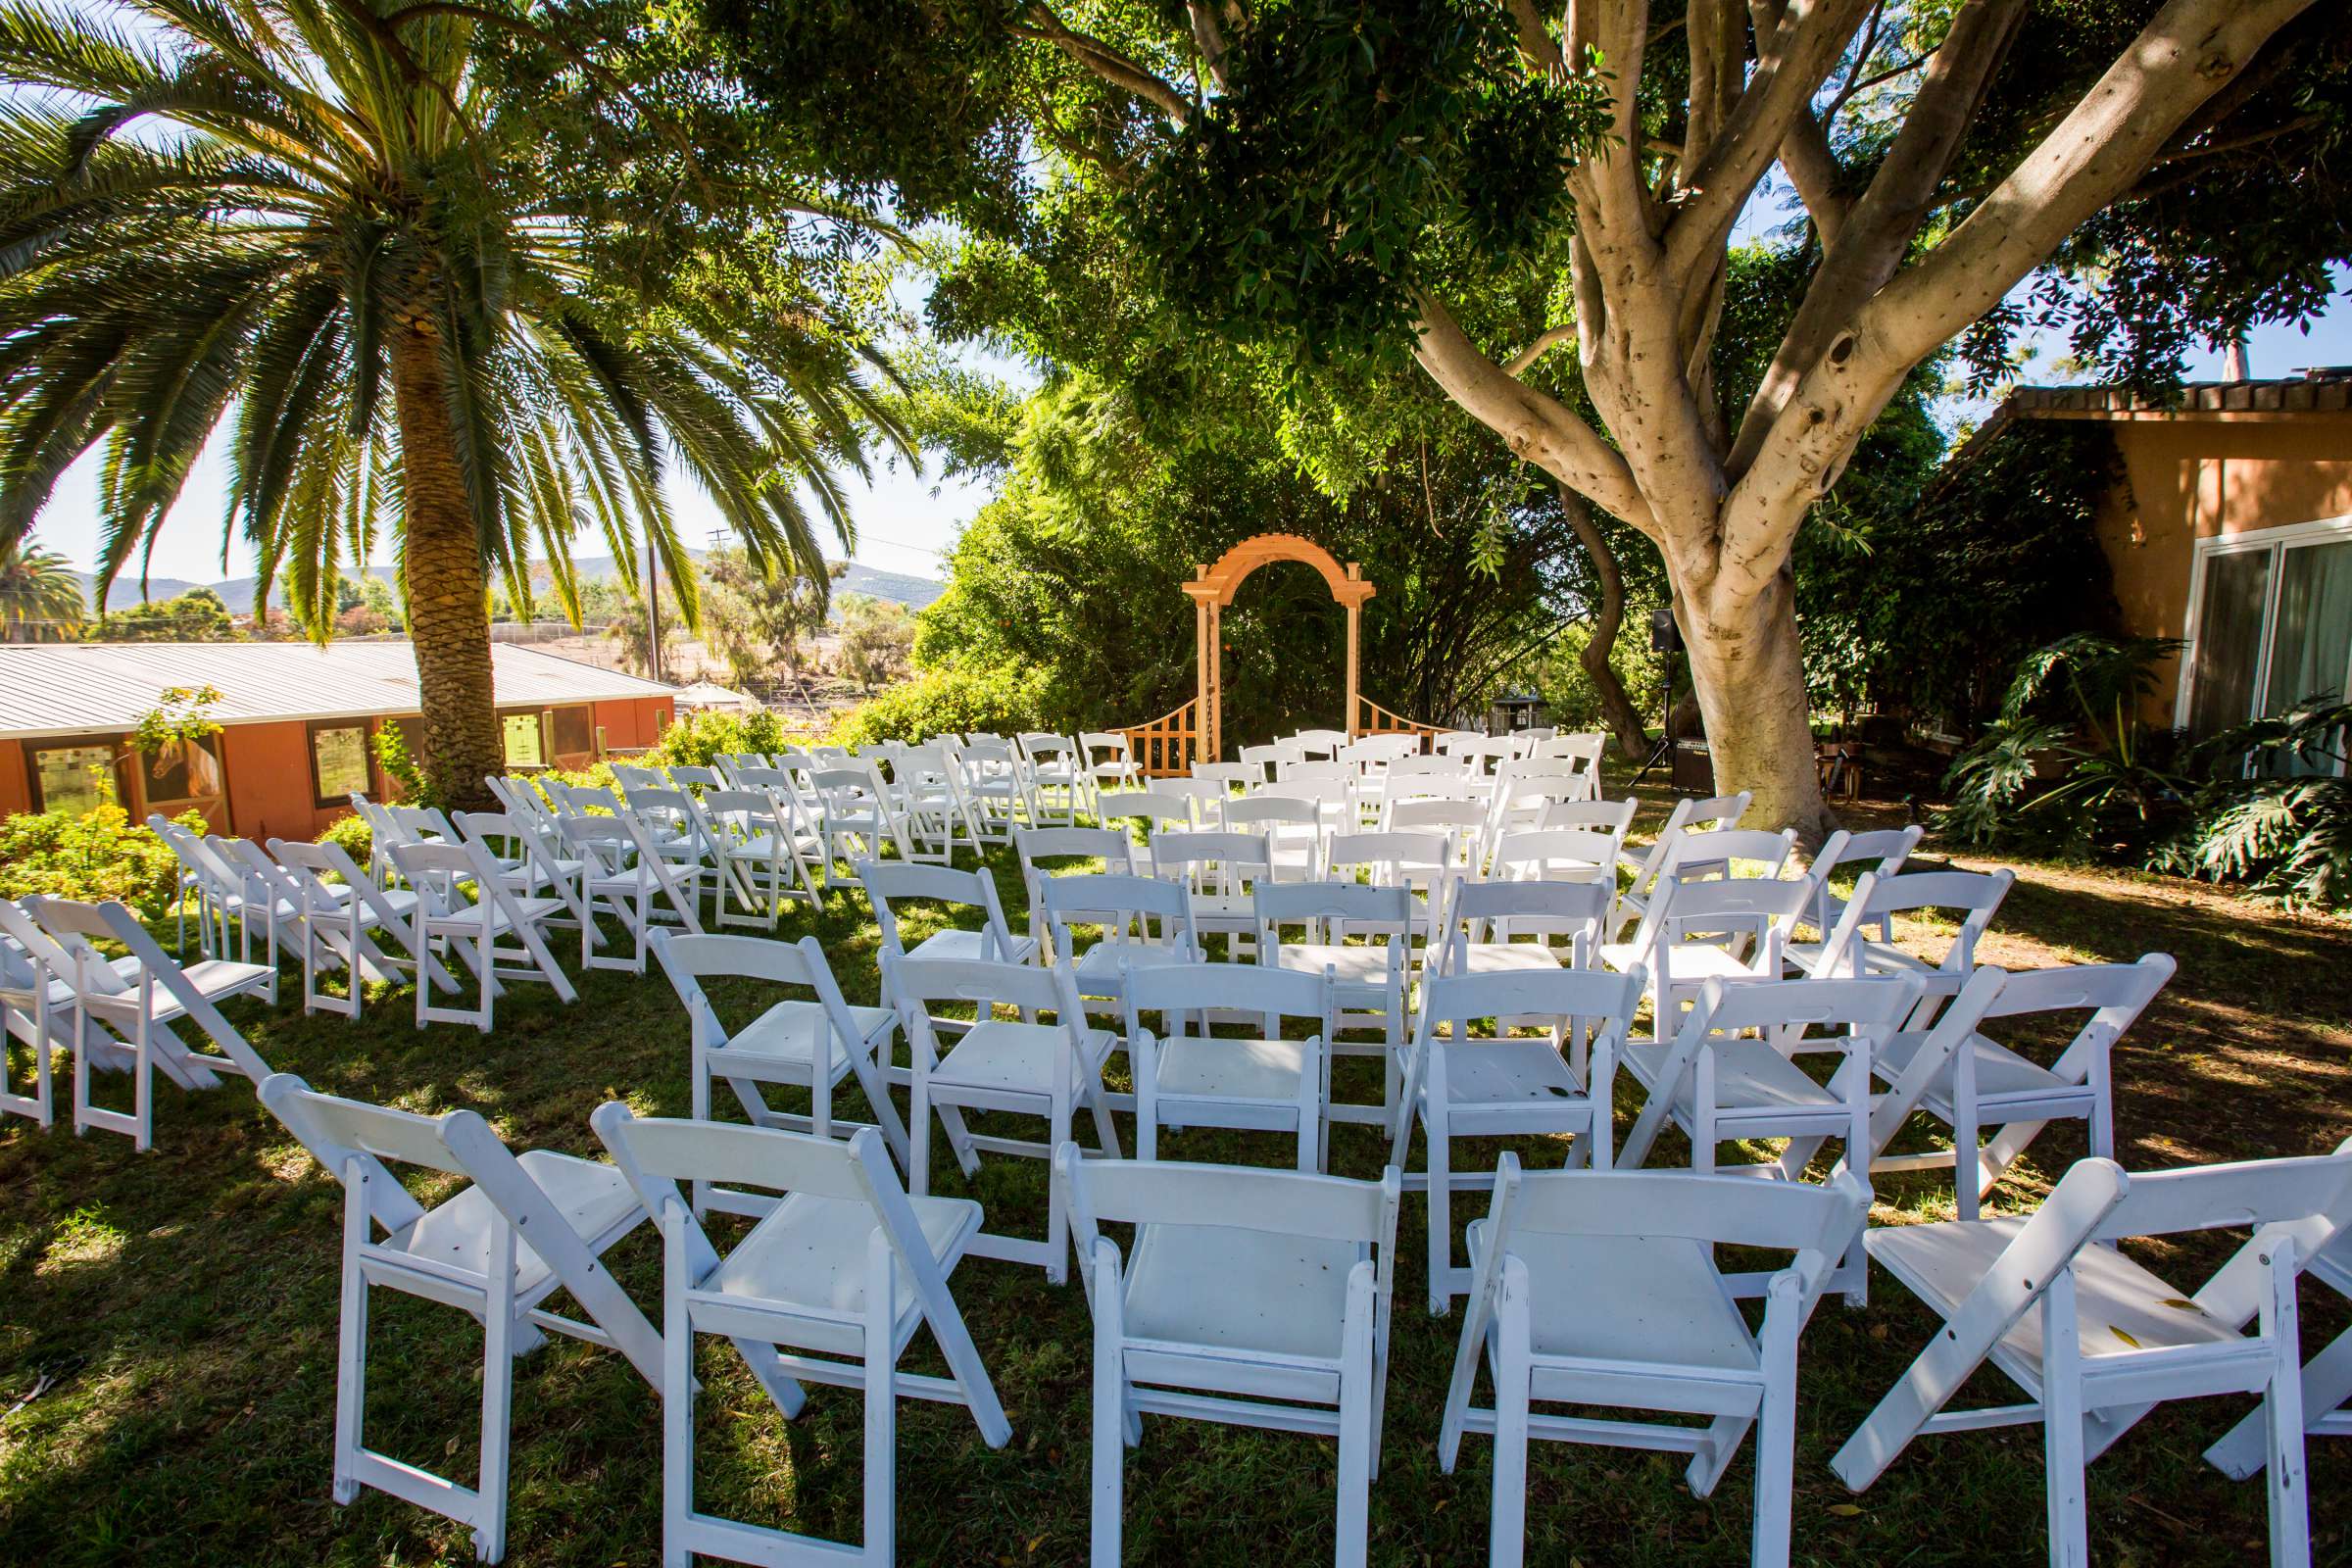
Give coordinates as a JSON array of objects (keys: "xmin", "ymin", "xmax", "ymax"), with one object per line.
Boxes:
[
  {"xmin": 1186, "ymin": 3, "xmax": 1234, "ymax": 94},
  {"xmin": 1505, "ymin": 323, "xmax": 1579, "ymax": 376},
  {"xmin": 1412, "ymin": 292, "xmax": 1658, "ymax": 534},
  {"xmin": 1727, "ymin": 0, "xmax": 2026, "ymax": 478},
  {"xmin": 1724, "ymin": 0, "xmax": 2321, "ymax": 593},
  {"xmin": 1505, "ymin": 0, "xmax": 1567, "ymax": 75},
  {"xmin": 1778, "ymin": 109, "xmax": 1849, "ymax": 246},
  {"xmin": 1663, "ymin": 0, "xmax": 1879, "ymax": 287},
  {"xmin": 1008, "ymin": 10, "xmax": 1195, "ymax": 126}
]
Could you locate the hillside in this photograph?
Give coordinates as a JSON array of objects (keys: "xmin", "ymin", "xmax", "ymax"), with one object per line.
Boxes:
[{"xmin": 72, "ymin": 554, "xmax": 942, "ymax": 615}]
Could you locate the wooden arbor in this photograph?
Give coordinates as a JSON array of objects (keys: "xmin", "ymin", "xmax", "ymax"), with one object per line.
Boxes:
[{"xmin": 1115, "ymin": 533, "xmax": 1437, "ymax": 774}]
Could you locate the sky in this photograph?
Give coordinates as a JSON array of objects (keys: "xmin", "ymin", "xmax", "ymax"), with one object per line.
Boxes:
[{"xmin": 24, "ymin": 196, "xmax": 2352, "ymax": 593}]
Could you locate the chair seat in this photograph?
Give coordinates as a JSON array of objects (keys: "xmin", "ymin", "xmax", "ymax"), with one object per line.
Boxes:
[
  {"xmin": 1876, "ymin": 1029, "xmax": 2070, "ymax": 1104},
  {"xmin": 931, "ymin": 1019, "xmax": 1114, "ymax": 1097},
  {"xmin": 705, "ymin": 1189, "xmax": 980, "ymax": 1323},
  {"xmin": 1786, "ymin": 940, "xmax": 1951, "ymax": 986},
  {"xmin": 1451, "ymin": 942, "xmax": 1565, "ymax": 977},
  {"xmin": 1597, "ymin": 942, "xmax": 1761, "ymax": 984},
  {"xmin": 391, "ymin": 1150, "xmax": 643, "ymax": 1299},
  {"xmin": 1468, "ymin": 1220, "xmax": 1757, "ymax": 1372},
  {"xmin": 1435, "ymin": 1039, "xmax": 1584, "ymax": 1106},
  {"xmin": 1123, "ymin": 1222, "xmax": 1358, "ymax": 1361},
  {"xmin": 1867, "ymin": 1217, "xmax": 2244, "ymax": 1369},
  {"xmin": 717, "ymin": 1000, "xmax": 896, "ymax": 1080},
  {"xmin": 78, "ymin": 958, "xmax": 273, "ymax": 1023},
  {"xmin": 1276, "ymin": 944, "xmax": 1399, "ymax": 991},
  {"xmin": 1072, "ymin": 944, "xmax": 1196, "ymax": 986},
  {"xmin": 1155, "ymin": 1036, "xmax": 1312, "ymax": 1102},
  {"xmin": 906, "ymin": 928, "xmax": 1040, "ymax": 966},
  {"xmin": 1621, "ymin": 1037, "xmax": 1839, "ymax": 1114}
]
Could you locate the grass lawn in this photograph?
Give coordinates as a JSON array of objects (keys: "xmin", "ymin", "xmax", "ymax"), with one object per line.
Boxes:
[{"xmin": 1, "ymin": 780, "xmax": 2346, "ymax": 1566}]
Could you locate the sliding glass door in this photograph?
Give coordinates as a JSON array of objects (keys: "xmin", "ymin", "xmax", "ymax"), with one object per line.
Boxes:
[{"xmin": 2185, "ymin": 523, "xmax": 2352, "ymax": 774}]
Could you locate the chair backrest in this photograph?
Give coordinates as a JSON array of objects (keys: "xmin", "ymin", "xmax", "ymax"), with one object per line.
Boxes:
[
  {"xmin": 1681, "ymin": 972, "xmax": 1921, "ymax": 1047},
  {"xmin": 1635, "ymin": 871, "xmax": 1820, "ymax": 970},
  {"xmin": 1291, "ymin": 727, "xmax": 1349, "ymax": 756},
  {"xmin": 1148, "ymin": 829, "xmax": 1272, "ymax": 895},
  {"xmin": 856, "ymin": 859, "xmax": 1021, "ymax": 961},
  {"xmin": 612, "ymin": 763, "xmax": 666, "ymax": 791},
  {"xmin": 1121, "ymin": 959, "xmax": 1333, "ymax": 1041},
  {"xmin": 1534, "ymin": 797, "xmax": 1639, "ymax": 836},
  {"xmin": 1490, "ymin": 827, "xmax": 1620, "ymax": 882},
  {"xmin": 1096, "ymin": 789, "xmax": 1197, "ymax": 834},
  {"xmin": 1494, "ymin": 1153, "xmax": 1869, "ymax": 1307},
  {"xmin": 1015, "ymin": 826, "xmax": 1135, "ymax": 877},
  {"xmin": 1062, "ymin": 1150, "xmax": 1397, "ymax": 1250},
  {"xmin": 1655, "ymin": 825, "xmax": 1799, "ymax": 885},
  {"xmin": 1278, "ymin": 759, "xmax": 1352, "ymax": 784},
  {"xmin": 1254, "ymin": 879, "xmax": 1414, "ymax": 929},
  {"xmin": 1040, "ymin": 872, "xmax": 1199, "ymax": 960},
  {"xmin": 1815, "ymin": 867, "xmax": 2014, "ymax": 978},
  {"xmin": 1234, "ymin": 745, "xmax": 1283, "ymax": 780},
  {"xmin": 1326, "ymin": 830, "xmax": 1450, "ymax": 888},
  {"xmin": 1416, "ymin": 964, "xmax": 1642, "ymax": 1045},
  {"xmin": 1440, "ymin": 876, "xmax": 1611, "ymax": 967},
  {"xmin": 1189, "ymin": 761, "xmax": 1258, "ymax": 797},
  {"xmin": 1224, "ymin": 796, "xmax": 1319, "ymax": 831},
  {"xmin": 669, "ymin": 765, "xmax": 722, "ymax": 792}
]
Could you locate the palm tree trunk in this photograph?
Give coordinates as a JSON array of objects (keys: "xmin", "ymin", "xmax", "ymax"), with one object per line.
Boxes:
[
  {"xmin": 388, "ymin": 321, "xmax": 504, "ymax": 812},
  {"xmin": 1560, "ymin": 487, "xmax": 1650, "ymax": 760}
]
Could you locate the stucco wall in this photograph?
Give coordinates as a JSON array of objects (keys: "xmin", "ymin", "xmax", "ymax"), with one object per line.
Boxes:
[{"xmin": 2089, "ymin": 414, "xmax": 2352, "ymax": 722}]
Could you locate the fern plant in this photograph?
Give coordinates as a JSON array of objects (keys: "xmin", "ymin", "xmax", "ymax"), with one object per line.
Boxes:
[{"xmin": 2155, "ymin": 702, "xmax": 2352, "ymax": 912}]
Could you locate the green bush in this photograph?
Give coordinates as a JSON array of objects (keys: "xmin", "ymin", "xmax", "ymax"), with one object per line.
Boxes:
[
  {"xmin": 827, "ymin": 664, "xmax": 1053, "ymax": 747},
  {"xmin": 2153, "ymin": 702, "xmax": 2352, "ymax": 912},
  {"xmin": 319, "ymin": 811, "xmax": 373, "ymax": 869},
  {"xmin": 0, "ymin": 805, "xmax": 202, "ymax": 920},
  {"xmin": 646, "ymin": 709, "xmax": 810, "ymax": 768}
]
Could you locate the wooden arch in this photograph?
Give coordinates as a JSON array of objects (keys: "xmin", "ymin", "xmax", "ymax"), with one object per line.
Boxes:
[{"xmin": 1180, "ymin": 533, "xmax": 1376, "ymax": 760}]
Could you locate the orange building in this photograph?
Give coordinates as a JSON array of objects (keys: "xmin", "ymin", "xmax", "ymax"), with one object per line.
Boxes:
[
  {"xmin": 0, "ymin": 641, "xmax": 675, "ymax": 842},
  {"xmin": 1959, "ymin": 370, "xmax": 2352, "ymax": 738}
]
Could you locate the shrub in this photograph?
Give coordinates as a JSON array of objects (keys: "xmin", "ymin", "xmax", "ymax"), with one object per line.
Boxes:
[
  {"xmin": 319, "ymin": 811, "xmax": 373, "ymax": 869},
  {"xmin": 0, "ymin": 805, "xmax": 201, "ymax": 920},
  {"xmin": 371, "ymin": 723, "xmax": 431, "ymax": 804},
  {"xmin": 828, "ymin": 664, "xmax": 1053, "ymax": 748},
  {"xmin": 2153, "ymin": 702, "xmax": 2352, "ymax": 912},
  {"xmin": 646, "ymin": 708, "xmax": 808, "ymax": 768}
]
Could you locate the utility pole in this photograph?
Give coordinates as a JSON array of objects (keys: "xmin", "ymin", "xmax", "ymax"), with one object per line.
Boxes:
[{"xmin": 644, "ymin": 540, "xmax": 662, "ymax": 683}]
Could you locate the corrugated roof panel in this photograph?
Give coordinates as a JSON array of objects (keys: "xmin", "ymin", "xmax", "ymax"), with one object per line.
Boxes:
[{"xmin": 0, "ymin": 642, "xmax": 675, "ymax": 739}]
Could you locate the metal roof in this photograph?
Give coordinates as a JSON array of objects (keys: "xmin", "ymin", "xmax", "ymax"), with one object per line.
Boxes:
[{"xmin": 0, "ymin": 641, "xmax": 676, "ymax": 740}]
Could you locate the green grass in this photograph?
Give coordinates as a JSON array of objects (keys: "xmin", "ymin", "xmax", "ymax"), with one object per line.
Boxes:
[{"xmin": 1, "ymin": 789, "xmax": 2347, "ymax": 1566}]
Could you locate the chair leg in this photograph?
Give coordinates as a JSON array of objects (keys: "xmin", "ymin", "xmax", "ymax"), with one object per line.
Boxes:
[
  {"xmin": 2040, "ymin": 1268, "xmax": 2089, "ymax": 1568},
  {"xmin": 1748, "ymin": 1279, "xmax": 1800, "ymax": 1567},
  {"xmin": 2208, "ymin": 1321, "xmax": 2352, "ymax": 1480},
  {"xmin": 863, "ymin": 1233, "xmax": 898, "ymax": 1566},
  {"xmin": 2260, "ymin": 1241, "xmax": 2311, "ymax": 1568},
  {"xmin": 333, "ymin": 1183, "xmax": 371, "ymax": 1508},
  {"xmin": 1091, "ymin": 1240, "xmax": 1127, "ymax": 1568},
  {"xmin": 1426, "ymin": 1113, "xmax": 1451, "ymax": 1315},
  {"xmin": 1489, "ymin": 1255, "xmax": 1532, "ymax": 1568},
  {"xmin": 474, "ymin": 1227, "xmax": 517, "ymax": 1564},
  {"xmin": 1336, "ymin": 1267, "xmax": 1376, "ymax": 1568},
  {"xmin": 662, "ymin": 1214, "xmax": 695, "ymax": 1568}
]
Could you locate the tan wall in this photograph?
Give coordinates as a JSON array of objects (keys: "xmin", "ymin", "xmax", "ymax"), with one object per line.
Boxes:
[{"xmin": 2088, "ymin": 414, "xmax": 2352, "ymax": 722}]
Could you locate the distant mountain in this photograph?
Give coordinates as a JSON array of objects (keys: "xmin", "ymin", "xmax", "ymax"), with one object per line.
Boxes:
[{"xmin": 74, "ymin": 553, "xmax": 942, "ymax": 616}]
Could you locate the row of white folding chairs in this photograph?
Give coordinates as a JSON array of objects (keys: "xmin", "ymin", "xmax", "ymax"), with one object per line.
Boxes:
[
  {"xmin": 261, "ymin": 1039, "xmax": 2352, "ymax": 1568},
  {"xmin": 0, "ymin": 893, "xmax": 273, "ymax": 1149}
]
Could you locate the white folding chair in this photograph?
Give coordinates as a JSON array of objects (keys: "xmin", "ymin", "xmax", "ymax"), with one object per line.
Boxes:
[
  {"xmin": 1040, "ymin": 871, "xmax": 1200, "ymax": 1022},
  {"xmin": 1015, "ymin": 825, "xmax": 1136, "ymax": 958},
  {"xmin": 1080, "ymin": 730, "xmax": 1144, "ymax": 808},
  {"xmin": 956, "ymin": 736, "xmax": 1035, "ymax": 844},
  {"xmin": 557, "ymin": 813, "xmax": 706, "ymax": 975},
  {"xmin": 1599, "ymin": 871, "xmax": 1820, "ymax": 1026},
  {"xmin": 858, "ymin": 858, "xmax": 1037, "ymax": 967},
  {"xmin": 1611, "ymin": 791, "xmax": 1753, "ymax": 940},
  {"xmin": 697, "ymin": 785, "xmax": 823, "ymax": 926},
  {"xmin": 15, "ymin": 896, "xmax": 274, "ymax": 1150},
  {"xmin": 1224, "ymin": 795, "xmax": 1323, "ymax": 881},
  {"xmin": 1059, "ymin": 1148, "xmax": 1400, "ymax": 1568},
  {"xmin": 1324, "ymin": 830, "xmax": 1449, "ymax": 968},
  {"xmin": 0, "ymin": 900, "xmax": 132, "ymax": 1131},
  {"xmin": 1123, "ymin": 960, "xmax": 1334, "ymax": 1172},
  {"xmin": 2208, "ymin": 1227, "xmax": 2352, "ymax": 1480},
  {"xmin": 892, "ymin": 744, "xmax": 986, "ymax": 862},
  {"xmin": 813, "ymin": 762, "xmax": 914, "ymax": 869},
  {"xmin": 593, "ymin": 1105, "xmax": 1010, "ymax": 1567},
  {"xmin": 651, "ymin": 930, "xmax": 910, "ymax": 1182},
  {"xmin": 1256, "ymin": 881, "xmax": 1412, "ymax": 1130},
  {"xmin": 886, "ymin": 954, "xmax": 1121, "ymax": 1281},
  {"xmin": 1430, "ymin": 876, "xmax": 1611, "ymax": 979},
  {"xmin": 1094, "ymin": 788, "xmax": 1198, "ymax": 871},
  {"xmin": 1801, "ymin": 824, "xmax": 1924, "ymax": 938},
  {"xmin": 260, "ymin": 1075, "xmax": 666, "ymax": 1565},
  {"xmin": 1835, "ymin": 1145, "xmax": 2352, "ymax": 1568},
  {"xmin": 273, "ymin": 834, "xmax": 464, "ymax": 1008},
  {"xmin": 1017, "ymin": 733, "xmax": 1087, "ymax": 828},
  {"xmin": 1392, "ymin": 965, "xmax": 1642, "ymax": 1311},
  {"xmin": 1617, "ymin": 973, "xmax": 1922, "ymax": 1302},
  {"xmin": 1785, "ymin": 867, "xmax": 2013, "ymax": 1026},
  {"xmin": 1867, "ymin": 954, "xmax": 2174, "ymax": 1220},
  {"xmin": 1384, "ymin": 795, "xmax": 1489, "ymax": 872},
  {"xmin": 1487, "ymin": 825, "xmax": 1620, "ymax": 889},
  {"xmin": 389, "ymin": 839, "xmax": 577, "ymax": 1031},
  {"xmin": 1443, "ymin": 1157, "xmax": 1869, "ymax": 1567},
  {"xmin": 1145, "ymin": 828, "xmax": 1272, "ymax": 959}
]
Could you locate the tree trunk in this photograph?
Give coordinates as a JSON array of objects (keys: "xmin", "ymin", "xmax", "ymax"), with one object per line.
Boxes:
[
  {"xmin": 1680, "ymin": 567, "xmax": 1835, "ymax": 843},
  {"xmin": 1559, "ymin": 486, "xmax": 1650, "ymax": 760},
  {"xmin": 388, "ymin": 321, "xmax": 504, "ymax": 812}
]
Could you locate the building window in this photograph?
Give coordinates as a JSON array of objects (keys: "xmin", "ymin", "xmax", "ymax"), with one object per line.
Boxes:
[
  {"xmin": 501, "ymin": 710, "xmax": 546, "ymax": 767},
  {"xmin": 25, "ymin": 738, "xmax": 123, "ymax": 817},
  {"xmin": 309, "ymin": 722, "xmax": 373, "ymax": 805},
  {"xmin": 2182, "ymin": 518, "xmax": 2352, "ymax": 773},
  {"xmin": 139, "ymin": 729, "xmax": 227, "ymax": 822},
  {"xmin": 549, "ymin": 704, "xmax": 594, "ymax": 762}
]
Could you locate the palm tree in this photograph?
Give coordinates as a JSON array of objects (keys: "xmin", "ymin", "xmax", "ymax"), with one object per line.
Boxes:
[
  {"xmin": 0, "ymin": 0, "xmax": 907, "ymax": 805},
  {"xmin": 0, "ymin": 534, "xmax": 81, "ymax": 640}
]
